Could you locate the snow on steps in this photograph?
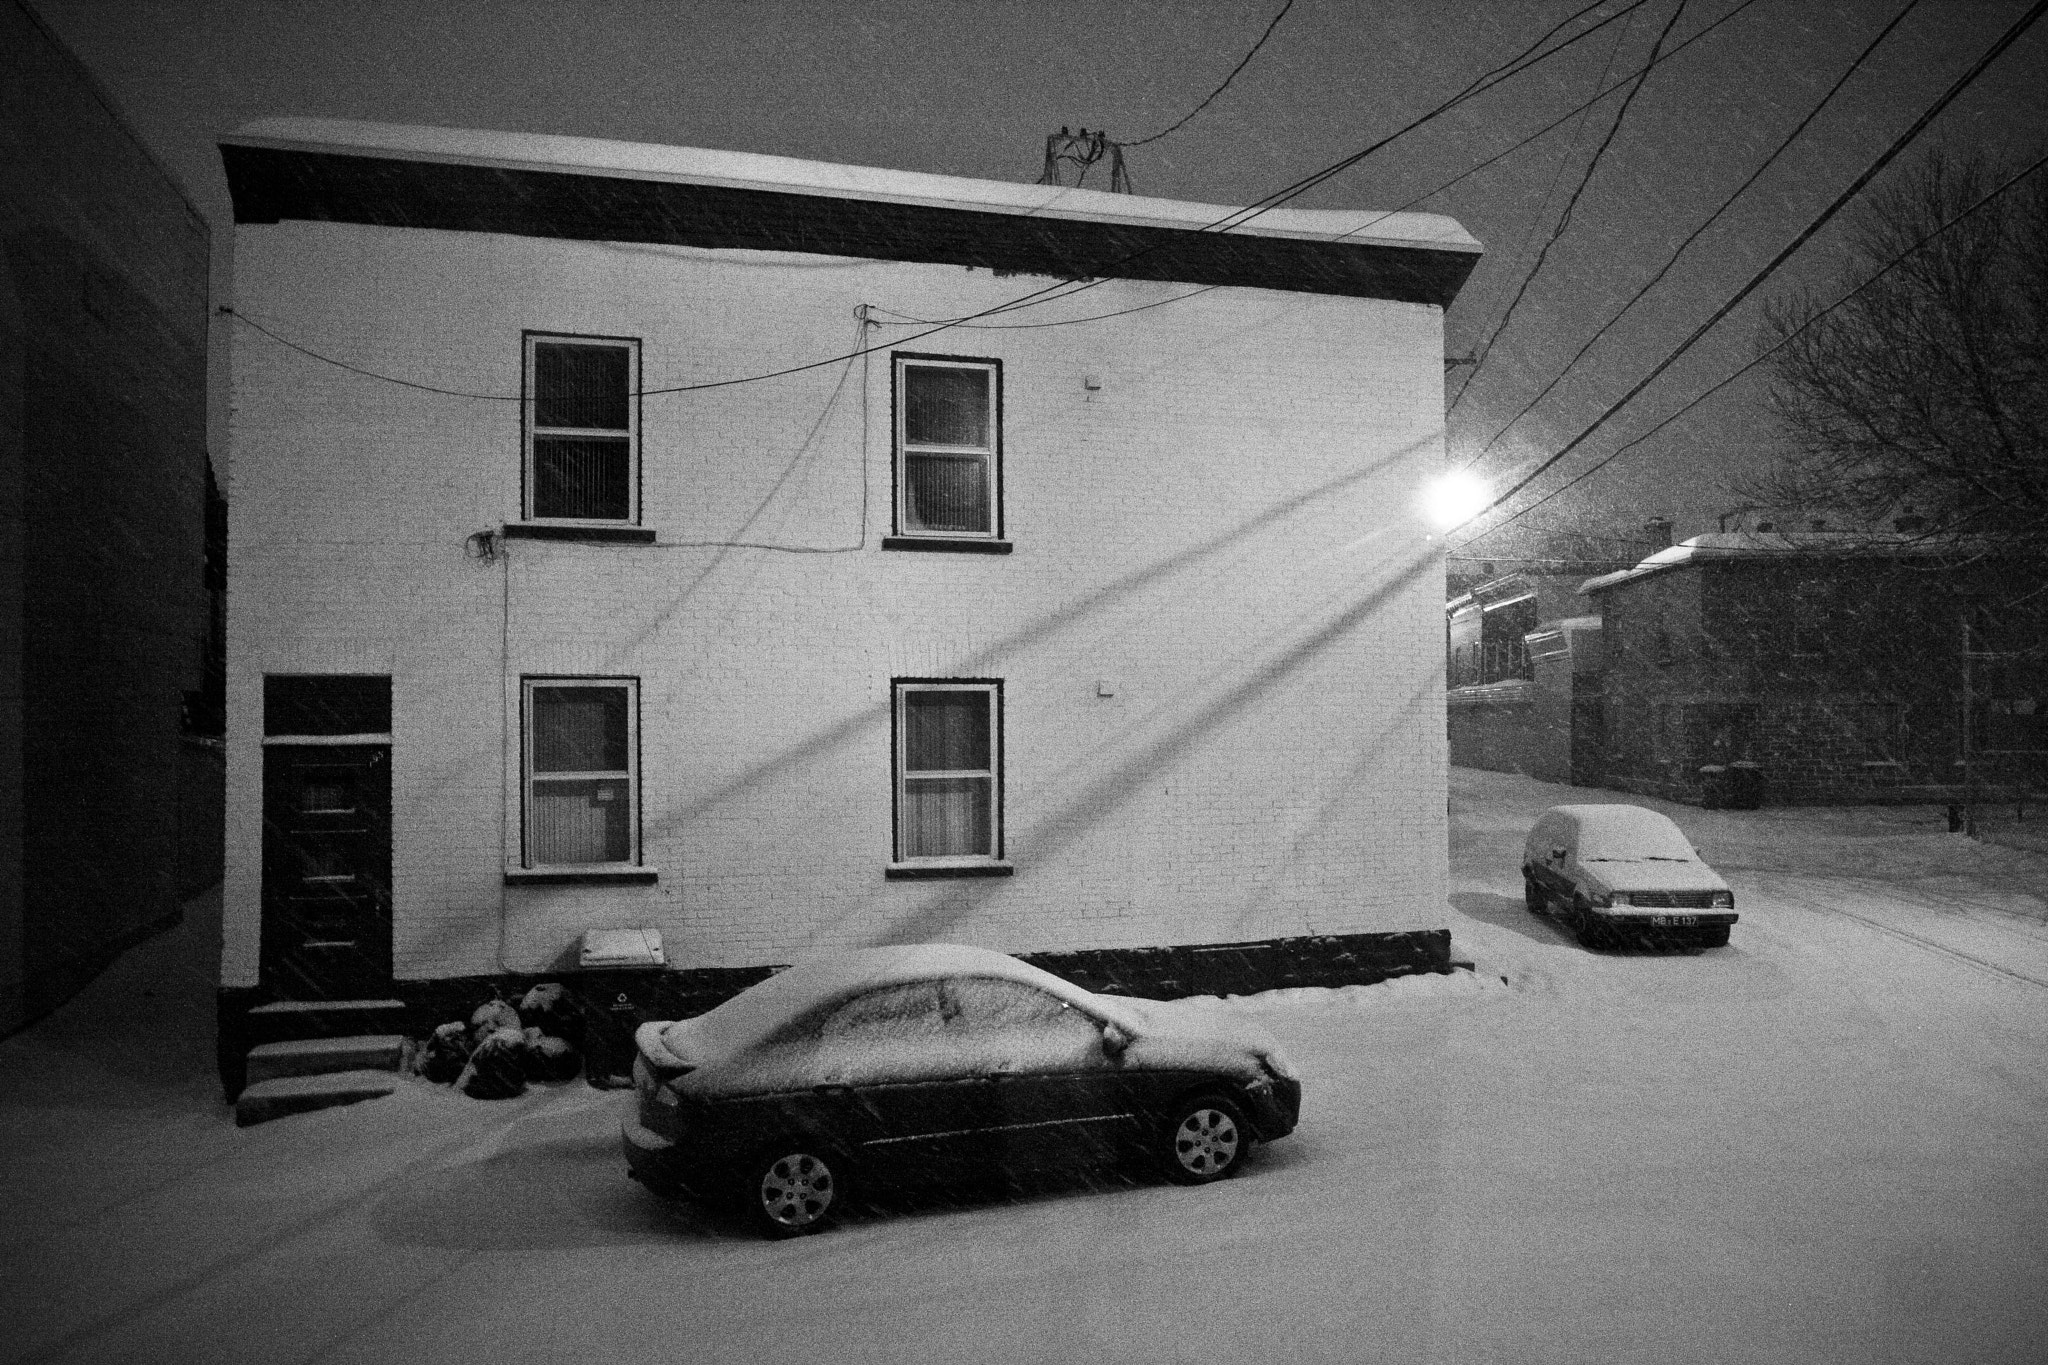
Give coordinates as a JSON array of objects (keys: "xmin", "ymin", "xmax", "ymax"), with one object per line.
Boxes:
[
  {"xmin": 234, "ymin": 1007, "xmax": 413, "ymax": 1126},
  {"xmin": 244, "ymin": 1034, "xmax": 407, "ymax": 1085},
  {"xmin": 235, "ymin": 1069, "xmax": 403, "ymax": 1127}
]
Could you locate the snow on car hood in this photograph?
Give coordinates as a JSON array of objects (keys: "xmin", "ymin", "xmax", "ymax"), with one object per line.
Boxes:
[
  {"xmin": 1575, "ymin": 860, "xmax": 1731, "ymax": 894},
  {"xmin": 1108, "ymin": 996, "xmax": 1296, "ymax": 1082}
]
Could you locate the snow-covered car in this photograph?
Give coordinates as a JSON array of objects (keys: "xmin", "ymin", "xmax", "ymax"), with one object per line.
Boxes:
[
  {"xmin": 1523, "ymin": 804, "xmax": 1737, "ymax": 950},
  {"xmin": 621, "ymin": 943, "xmax": 1302, "ymax": 1237}
]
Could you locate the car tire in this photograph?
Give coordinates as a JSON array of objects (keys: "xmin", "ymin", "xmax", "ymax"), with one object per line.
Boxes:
[
  {"xmin": 745, "ymin": 1145, "xmax": 844, "ymax": 1238},
  {"xmin": 1523, "ymin": 874, "xmax": 1547, "ymax": 916},
  {"xmin": 1698, "ymin": 925, "xmax": 1731, "ymax": 949},
  {"xmin": 1572, "ymin": 903, "xmax": 1606, "ymax": 950},
  {"xmin": 1161, "ymin": 1094, "xmax": 1249, "ymax": 1185}
]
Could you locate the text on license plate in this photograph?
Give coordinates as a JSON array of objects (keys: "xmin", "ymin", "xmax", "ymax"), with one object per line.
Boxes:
[{"xmin": 1650, "ymin": 914, "xmax": 1698, "ymax": 926}]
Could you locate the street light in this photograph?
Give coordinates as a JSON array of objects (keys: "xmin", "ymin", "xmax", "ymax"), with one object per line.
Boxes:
[{"xmin": 1420, "ymin": 470, "xmax": 1490, "ymax": 530}]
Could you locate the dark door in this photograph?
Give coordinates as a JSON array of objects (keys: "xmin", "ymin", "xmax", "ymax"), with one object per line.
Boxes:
[
  {"xmin": 1570, "ymin": 674, "xmax": 1606, "ymax": 788},
  {"xmin": 262, "ymin": 745, "xmax": 392, "ymax": 998}
]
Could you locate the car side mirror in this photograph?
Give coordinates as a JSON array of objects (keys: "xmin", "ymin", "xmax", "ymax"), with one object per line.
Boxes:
[
  {"xmin": 1550, "ymin": 846, "xmax": 1568, "ymax": 863},
  {"xmin": 1099, "ymin": 1022, "xmax": 1131, "ymax": 1059}
]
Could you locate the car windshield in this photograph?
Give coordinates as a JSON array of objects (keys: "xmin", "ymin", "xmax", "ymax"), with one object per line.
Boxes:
[{"xmin": 1575, "ymin": 809, "xmax": 1699, "ymax": 862}]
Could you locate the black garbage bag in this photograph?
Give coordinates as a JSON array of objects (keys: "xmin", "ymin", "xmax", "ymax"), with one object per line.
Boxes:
[
  {"xmin": 468, "ymin": 999, "xmax": 521, "ymax": 1048},
  {"xmin": 518, "ymin": 982, "xmax": 579, "ymax": 1044},
  {"xmin": 523, "ymin": 1031, "xmax": 583, "ymax": 1083},
  {"xmin": 420, "ymin": 1021, "xmax": 471, "ymax": 1084},
  {"xmin": 458, "ymin": 1026, "xmax": 529, "ymax": 1099}
]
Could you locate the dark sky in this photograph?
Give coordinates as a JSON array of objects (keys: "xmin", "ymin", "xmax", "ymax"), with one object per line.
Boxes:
[{"xmin": 36, "ymin": 0, "xmax": 2048, "ymax": 566}]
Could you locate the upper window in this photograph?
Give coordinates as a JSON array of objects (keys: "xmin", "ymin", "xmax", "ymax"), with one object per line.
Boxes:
[
  {"xmin": 525, "ymin": 334, "xmax": 639, "ymax": 523},
  {"xmin": 893, "ymin": 680, "xmax": 1002, "ymax": 866},
  {"xmin": 523, "ymin": 678, "xmax": 638, "ymax": 868},
  {"xmin": 894, "ymin": 356, "xmax": 1001, "ymax": 541}
]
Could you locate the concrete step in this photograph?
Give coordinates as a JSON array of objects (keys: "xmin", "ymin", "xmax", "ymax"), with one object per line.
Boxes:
[
  {"xmin": 245, "ymin": 998, "xmax": 409, "ymax": 1041},
  {"xmin": 235, "ymin": 1069, "xmax": 403, "ymax": 1127},
  {"xmin": 244, "ymin": 1034, "xmax": 407, "ymax": 1086}
]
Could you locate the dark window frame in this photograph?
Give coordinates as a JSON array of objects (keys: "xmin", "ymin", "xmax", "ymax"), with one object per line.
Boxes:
[
  {"xmin": 889, "ymin": 352, "xmax": 1004, "ymax": 548},
  {"xmin": 520, "ymin": 331, "xmax": 643, "ymax": 526},
  {"xmin": 888, "ymin": 677, "xmax": 1009, "ymax": 877},
  {"xmin": 518, "ymin": 674, "xmax": 643, "ymax": 871}
]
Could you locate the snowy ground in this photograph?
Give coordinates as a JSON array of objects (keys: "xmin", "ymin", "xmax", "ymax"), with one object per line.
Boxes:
[{"xmin": 4, "ymin": 768, "xmax": 2046, "ymax": 1365}]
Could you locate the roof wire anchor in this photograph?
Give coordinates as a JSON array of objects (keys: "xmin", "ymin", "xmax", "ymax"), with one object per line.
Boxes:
[{"xmin": 1039, "ymin": 128, "xmax": 1131, "ymax": 193}]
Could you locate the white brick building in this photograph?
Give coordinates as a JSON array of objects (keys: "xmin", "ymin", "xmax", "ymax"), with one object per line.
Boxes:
[{"xmin": 217, "ymin": 118, "xmax": 1479, "ymax": 1020}]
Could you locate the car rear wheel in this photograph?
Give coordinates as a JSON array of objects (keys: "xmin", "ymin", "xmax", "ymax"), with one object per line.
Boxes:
[
  {"xmin": 1161, "ymin": 1094, "xmax": 1248, "ymax": 1185},
  {"xmin": 1523, "ymin": 874, "xmax": 1547, "ymax": 916},
  {"xmin": 746, "ymin": 1146, "xmax": 843, "ymax": 1238}
]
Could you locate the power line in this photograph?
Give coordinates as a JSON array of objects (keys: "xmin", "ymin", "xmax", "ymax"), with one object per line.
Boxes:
[
  {"xmin": 224, "ymin": 0, "xmax": 1651, "ymax": 402},
  {"xmin": 1450, "ymin": 0, "xmax": 1689, "ymax": 411},
  {"xmin": 1456, "ymin": 0, "xmax": 2048, "ymax": 538},
  {"xmin": 1122, "ymin": 0, "xmax": 1298, "ymax": 147},
  {"xmin": 1461, "ymin": 147, "xmax": 2048, "ymax": 540},
  {"xmin": 1465, "ymin": 0, "xmax": 1926, "ymax": 466},
  {"xmin": 1452, "ymin": 1, "xmax": 1642, "ymax": 395},
  {"xmin": 865, "ymin": 4, "xmax": 1766, "ymax": 340}
]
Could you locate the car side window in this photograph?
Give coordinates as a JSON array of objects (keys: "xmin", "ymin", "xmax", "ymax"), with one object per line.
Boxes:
[
  {"xmin": 818, "ymin": 982, "xmax": 948, "ymax": 1041},
  {"xmin": 943, "ymin": 977, "xmax": 1088, "ymax": 1034}
]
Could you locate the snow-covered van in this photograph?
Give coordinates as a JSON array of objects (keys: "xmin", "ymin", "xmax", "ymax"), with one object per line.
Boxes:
[{"xmin": 1522, "ymin": 805, "xmax": 1737, "ymax": 950}]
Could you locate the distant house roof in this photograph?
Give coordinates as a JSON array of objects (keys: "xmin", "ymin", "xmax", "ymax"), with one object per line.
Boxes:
[
  {"xmin": 219, "ymin": 117, "xmax": 1483, "ymax": 306},
  {"xmin": 1576, "ymin": 531, "xmax": 1995, "ymax": 595}
]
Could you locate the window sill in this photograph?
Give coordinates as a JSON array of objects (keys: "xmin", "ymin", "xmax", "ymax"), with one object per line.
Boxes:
[
  {"xmin": 505, "ymin": 868, "xmax": 659, "ymax": 886},
  {"xmin": 503, "ymin": 523, "xmax": 657, "ymax": 544},
  {"xmin": 885, "ymin": 861, "xmax": 1014, "ymax": 880},
  {"xmin": 882, "ymin": 537, "xmax": 1013, "ymax": 555}
]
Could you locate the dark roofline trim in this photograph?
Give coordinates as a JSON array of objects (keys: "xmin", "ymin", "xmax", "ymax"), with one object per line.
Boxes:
[{"xmin": 220, "ymin": 145, "xmax": 1480, "ymax": 308}]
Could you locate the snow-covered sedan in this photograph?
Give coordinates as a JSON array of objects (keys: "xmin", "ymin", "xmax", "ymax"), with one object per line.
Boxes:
[
  {"xmin": 621, "ymin": 944, "xmax": 1302, "ymax": 1237},
  {"xmin": 1523, "ymin": 804, "xmax": 1738, "ymax": 950}
]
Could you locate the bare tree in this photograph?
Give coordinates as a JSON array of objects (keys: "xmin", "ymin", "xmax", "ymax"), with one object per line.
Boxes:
[{"xmin": 1744, "ymin": 149, "xmax": 2047, "ymax": 547}]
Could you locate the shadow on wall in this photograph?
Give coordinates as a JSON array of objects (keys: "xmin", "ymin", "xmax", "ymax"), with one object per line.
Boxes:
[
  {"xmin": 635, "ymin": 432, "xmax": 1437, "ymax": 843},
  {"xmin": 859, "ymin": 542, "xmax": 1441, "ymax": 945}
]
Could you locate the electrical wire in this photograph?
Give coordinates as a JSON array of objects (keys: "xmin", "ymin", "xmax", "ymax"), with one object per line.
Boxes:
[
  {"xmin": 1464, "ymin": 0, "xmax": 1926, "ymax": 465},
  {"xmin": 1122, "ymin": 0, "xmax": 1298, "ymax": 147},
  {"xmin": 222, "ymin": 0, "xmax": 1654, "ymax": 403},
  {"xmin": 1460, "ymin": 146, "xmax": 2048, "ymax": 540},
  {"xmin": 1450, "ymin": 0, "xmax": 1687, "ymax": 411},
  {"xmin": 1454, "ymin": 0, "xmax": 2048, "ymax": 541},
  {"xmin": 1452, "ymin": 0, "xmax": 1641, "ymax": 393}
]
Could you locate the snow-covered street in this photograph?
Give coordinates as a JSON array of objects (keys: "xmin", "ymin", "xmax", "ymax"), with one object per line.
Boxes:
[{"xmin": 4, "ymin": 768, "xmax": 2046, "ymax": 1364}]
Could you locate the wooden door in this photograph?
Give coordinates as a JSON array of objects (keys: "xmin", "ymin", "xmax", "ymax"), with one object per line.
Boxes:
[{"xmin": 261, "ymin": 745, "xmax": 392, "ymax": 999}]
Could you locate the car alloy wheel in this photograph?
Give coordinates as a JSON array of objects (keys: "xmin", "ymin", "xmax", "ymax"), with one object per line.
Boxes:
[
  {"xmin": 748, "ymin": 1148, "xmax": 841, "ymax": 1238},
  {"xmin": 1163, "ymin": 1094, "xmax": 1247, "ymax": 1184}
]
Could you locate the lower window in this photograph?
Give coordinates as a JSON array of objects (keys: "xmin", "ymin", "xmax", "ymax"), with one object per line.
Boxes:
[
  {"xmin": 894, "ymin": 679, "xmax": 1002, "ymax": 864},
  {"xmin": 524, "ymin": 677, "xmax": 638, "ymax": 867}
]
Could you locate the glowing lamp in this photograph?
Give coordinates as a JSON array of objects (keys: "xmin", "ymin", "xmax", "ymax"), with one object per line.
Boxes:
[{"xmin": 1420, "ymin": 470, "xmax": 1490, "ymax": 529}]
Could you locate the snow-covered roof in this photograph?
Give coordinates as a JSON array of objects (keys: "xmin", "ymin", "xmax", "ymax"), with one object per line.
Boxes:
[
  {"xmin": 1577, "ymin": 531, "xmax": 1983, "ymax": 595},
  {"xmin": 1550, "ymin": 804, "xmax": 1699, "ymax": 862},
  {"xmin": 218, "ymin": 118, "xmax": 1483, "ymax": 305},
  {"xmin": 225, "ymin": 117, "xmax": 1480, "ymax": 254}
]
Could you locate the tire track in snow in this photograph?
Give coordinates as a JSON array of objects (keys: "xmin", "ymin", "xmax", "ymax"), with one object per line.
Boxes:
[{"xmin": 1763, "ymin": 874, "xmax": 2048, "ymax": 991}]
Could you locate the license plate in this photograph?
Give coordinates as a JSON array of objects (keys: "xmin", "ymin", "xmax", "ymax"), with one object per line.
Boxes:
[{"xmin": 1650, "ymin": 914, "xmax": 1699, "ymax": 927}]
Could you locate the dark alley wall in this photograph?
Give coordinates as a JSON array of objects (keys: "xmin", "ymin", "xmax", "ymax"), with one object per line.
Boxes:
[{"xmin": 2, "ymin": 1, "xmax": 211, "ymax": 1032}]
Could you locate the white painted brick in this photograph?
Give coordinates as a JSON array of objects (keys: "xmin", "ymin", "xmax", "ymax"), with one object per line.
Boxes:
[{"xmin": 223, "ymin": 222, "xmax": 1450, "ymax": 985}]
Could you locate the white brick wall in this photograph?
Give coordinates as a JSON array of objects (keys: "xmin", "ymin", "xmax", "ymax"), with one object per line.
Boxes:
[{"xmin": 223, "ymin": 221, "xmax": 1451, "ymax": 986}]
